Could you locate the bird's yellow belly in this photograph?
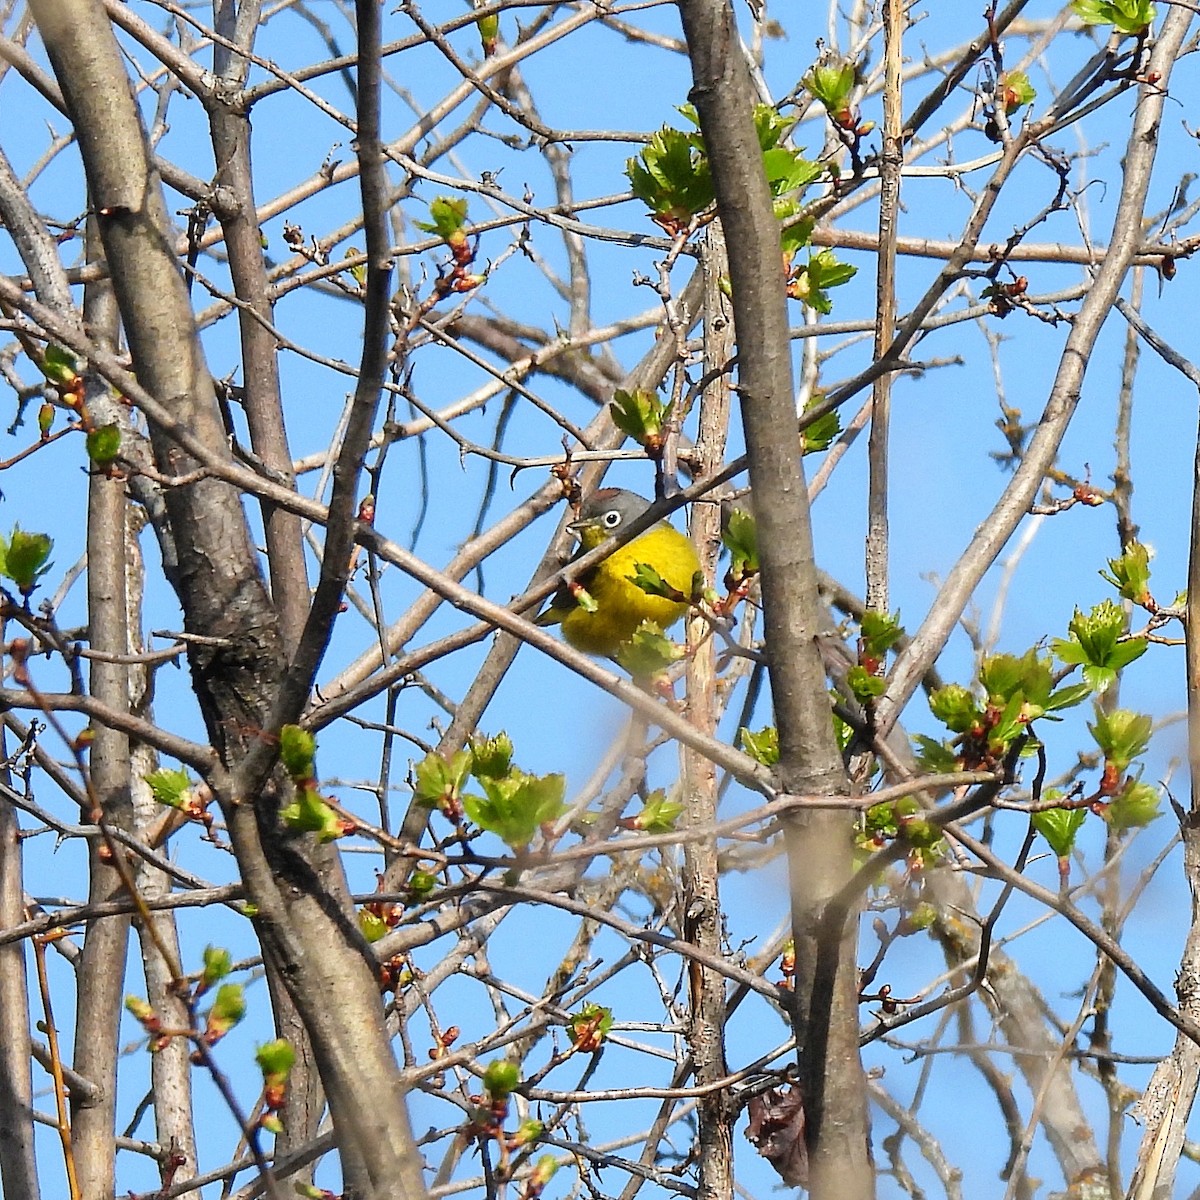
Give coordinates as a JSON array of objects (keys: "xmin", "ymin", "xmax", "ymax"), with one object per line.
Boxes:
[{"xmin": 559, "ymin": 536, "xmax": 698, "ymax": 657}]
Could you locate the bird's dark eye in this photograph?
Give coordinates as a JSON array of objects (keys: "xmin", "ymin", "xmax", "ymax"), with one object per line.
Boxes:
[{"xmin": 602, "ymin": 509, "xmax": 622, "ymax": 528}]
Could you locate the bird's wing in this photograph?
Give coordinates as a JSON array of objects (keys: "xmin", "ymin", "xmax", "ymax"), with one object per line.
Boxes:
[
  {"xmin": 534, "ymin": 594, "xmax": 567, "ymax": 627},
  {"xmin": 534, "ymin": 571, "xmax": 589, "ymax": 626}
]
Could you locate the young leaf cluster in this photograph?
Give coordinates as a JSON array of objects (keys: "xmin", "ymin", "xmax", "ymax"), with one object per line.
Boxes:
[
  {"xmin": 625, "ymin": 121, "xmax": 713, "ymax": 234},
  {"xmin": 0, "ymin": 526, "xmax": 53, "ymax": 598},
  {"xmin": 1100, "ymin": 541, "xmax": 1154, "ymax": 607},
  {"xmin": 620, "ymin": 790, "xmax": 684, "ymax": 834},
  {"xmin": 721, "ymin": 504, "xmax": 759, "ymax": 586},
  {"xmin": 1031, "ymin": 709, "xmax": 1162, "ymax": 867},
  {"xmin": 1032, "ymin": 801, "xmax": 1087, "ymax": 860},
  {"xmin": 415, "ymin": 196, "xmax": 470, "ymax": 245},
  {"xmin": 857, "ymin": 797, "xmax": 945, "ymax": 870},
  {"xmin": 609, "ymin": 389, "xmax": 667, "ymax": 452},
  {"xmin": 277, "ymin": 725, "xmax": 351, "ymax": 843},
  {"xmin": 918, "ymin": 649, "xmax": 1089, "ymax": 770},
  {"xmin": 1070, "ymin": 0, "xmax": 1156, "ymax": 34},
  {"xmin": 849, "ymin": 610, "xmax": 904, "ymax": 706},
  {"xmin": 414, "ymin": 732, "xmax": 567, "ymax": 852},
  {"xmin": 626, "ymin": 104, "xmax": 855, "ymax": 311},
  {"xmin": 739, "ymin": 725, "xmax": 779, "ymax": 767},
  {"xmin": 615, "ymin": 621, "xmax": 683, "ymax": 679},
  {"xmin": 1051, "ymin": 599, "xmax": 1147, "ymax": 694},
  {"xmin": 799, "ymin": 393, "xmax": 841, "ymax": 455},
  {"xmin": 567, "ymin": 1003, "xmax": 614, "ymax": 1052},
  {"xmin": 997, "ymin": 70, "xmax": 1037, "ymax": 115}
]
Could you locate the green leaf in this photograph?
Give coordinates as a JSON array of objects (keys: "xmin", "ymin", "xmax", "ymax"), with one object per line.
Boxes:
[
  {"xmin": 414, "ymin": 196, "xmax": 469, "ymax": 241},
  {"xmin": 279, "ymin": 725, "xmax": 316, "ymax": 781},
  {"xmin": 800, "ymin": 397, "xmax": 840, "ymax": 455},
  {"xmin": 987, "ymin": 691, "xmax": 1030, "ymax": 754},
  {"xmin": 359, "ymin": 908, "xmax": 390, "ymax": 943},
  {"xmin": 860, "ymin": 610, "xmax": 904, "ymax": 659},
  {"xmin": 85, "ymin": 423, "xmax": 121, "ymax": 465},
  {"xmin": 570, "ymin": 584, "xmax": 598, "ymax": 614},
  {"xmin": 1032, "ymin": 805, "xmax": 1086, "ymax": 857},
  {"xmin": 981, "ymin": 649, "xmax": 1058, "ymax": 719},
  {"xmin": 902, "ymin": 902, "xmax": 939, "ymax": 933},
  {"xmin": 864, "ymin": 800, "xmax": 902, "ymax": 839},
  {"xmin": 1052, "ymin": 600, "xmax": 1148, "ymax": 692},
  {"xmin": 529, "ymin": 1157, "xmax": 559, "ymax": 1190},
  {"xmin": 761, "ymin": 147, "xmax": 823, "ymax": 198},
  {"xmin": 929, "ymin": 684, "xmax": 981, "ymax": 734},
  {"xmin": 804, "ymin": 58, "xmax": 857, "ymax": 112},
  {"xmin": 1106, "ymin": 638, "xmax": 1150, "ymax": 671},
  {"xmin": 779, "ymin": 213, "xmax": 816, "ymax": 262},
  {"xmin": 206, "ymin": 982, "xmax": 246, "ymax": 1039},
  {"xmin": 200, "ymin": 945, "xmax": 233, "ymax": 990},
  {"xmin": 739, "ymin": 725, "xmax": 779, "ymax": 766},
  {"xmin": 913, "ymin": 734, "xmax": 961, "ymax": 773},
  {"xmin": 1107, "ymin": 777, "xmax": 1162, "ymax": 830},
  {"xmin": 280, "ymin": 787, "xmax": 345, "ymax": 842},
  {"xmin": 125, "ymin": 994, "xmax": 156, "ymax": 1026},
  {"xmin": 899, "ymin": 814, "xmax": 944, "ymax": 853},
  {"xmin": 469, "ymin": 731, "xmax": 514, "ymax": 781},
  {"xmin": 144, "ymin": 767, "xmax": 192, "ymax": 809},
  {"xmin": 413, "ymin": 749, "xmax": 473, "ymax": 810},
  {"xmin": 463, "ymin": 770, "xmax": 567, "ymax": 850},
  {"xmin": 751, "ymin": 104, "xmax": 794, "ymax": 151},
  {"xmin": 1100, "ymin": 542, "xmax": 1153, "ymax": 606},
  {"xmin": 721, "ymin": 505, "xmax": 759, "ymax": 578},
  {"xmin": 788, "ymin": 248, "xmax": 857, "ymax": 313},
  {"xmin": 998, "ymin": 69, "xmax": 1037, "ymax": 113},
  {"xmin": 628, "ymin": 561, "xmax": 681, "ymax": 600},
  {"xmin": 256, "ymin": 1038, "xmax": 296, "ymax": 1083},
  {"xmin": 567, "ymin": 1003, "xmax": 614, "ymax": 1050},
  {"xmin": 407, "ymin": 869, "xmax": 437, "ymax": 898},
  {"xmin": 832, "ymin": 705, "xmax": 855, "ymax": 753},
  {"xmin": 626, "ymin": 126, "xmax": 713, "ymax": 230},
  {"xmin": 1046, "ymin": 681, "xmax": 1093, "ymax": 712},
  {"xmin": 609, "ymin": 389, "xmax": 666, "ymax": 445},
  {"xmin": 41, "ymin": 344, "xmax": 79, "ymax": 386},
  {"xmin": 630, "ymin": 790, "xmax": 683, "ymax": 834},
  {"xmin": 847, "ymin": 664, "xmax": 886, "ymax": 703},
  {"xmin": 513, "ymin": 1118, "xmax": 544, "ymax": 1147},
  {"xmin": 627, "ymin": 105, "xmax": 820, "ymax": 235},
  {"xmin": 1088, "ymin": 706, "xmax": 1152, "ymax": 772},
  {"xmin": 482, "ymin": 1059, "xmax": 520, "ymax": 1099},
  {"xmin": 0, "ymin": 527, "xmax": 54, "ymax": 596},
  {"xmin": 1081, "ymin": 664, "xmax": 1118, "ymax": 695},
  {"xmin": 615, "ymin": 622, "xmax": 683, "ymax": 677},
  {"xmin": 979, "ymin": 654, "xmax": 1025, "ymax": 704},
  {"xmin": 860, "ymin": 797, "xmax": 943, "ymax": 863},
  {"xmin": 1070, "ymin": 0, "xmax": 1155, "ymax": 34}
]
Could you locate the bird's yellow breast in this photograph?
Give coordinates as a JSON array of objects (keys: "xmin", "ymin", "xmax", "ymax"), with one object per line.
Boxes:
[{"xmin": 558, "ymin": 524, "xmax": 700, "ymax": 657}]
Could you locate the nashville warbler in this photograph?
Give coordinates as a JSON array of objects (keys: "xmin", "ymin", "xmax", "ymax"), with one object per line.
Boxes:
[{"xmin": 536, "ymin": 488, "xmax": 701, "ymax": 657}]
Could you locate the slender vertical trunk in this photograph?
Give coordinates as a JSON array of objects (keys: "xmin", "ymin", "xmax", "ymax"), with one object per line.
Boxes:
[
  {"xmin": 0, "ymin": 763, "xmax": 39, "ymax": 1200},
  {"xmin": 70, "ymin": 231, "xmax": 133, "ymax": 1200},
  {"xmin": 681, "ymin": 222, "xmax": 737, "ymax": 1200},
  {"xmin": 127, "ymin": 521, "xmax": 199, "ymax": 1191},
  {"xmin": 675, "ymin": 4, "xmax": 871, "ymax": 1196}
]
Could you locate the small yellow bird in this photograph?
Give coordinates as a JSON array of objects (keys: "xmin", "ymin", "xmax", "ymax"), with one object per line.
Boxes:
[{"xmin": 537, "ymin": 488, "xmax": 701, "ymax": 657}]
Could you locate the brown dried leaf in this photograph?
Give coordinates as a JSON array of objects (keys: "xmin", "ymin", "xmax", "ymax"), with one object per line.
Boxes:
[{"xmin": 745, "ymin": 1084, "xmax": 808, "ymax": 1188}]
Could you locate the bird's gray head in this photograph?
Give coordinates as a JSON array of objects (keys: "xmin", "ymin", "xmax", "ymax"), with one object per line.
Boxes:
[{"xmin": 569, "ymin": 488, "xmax": 652, "ymax": 536}]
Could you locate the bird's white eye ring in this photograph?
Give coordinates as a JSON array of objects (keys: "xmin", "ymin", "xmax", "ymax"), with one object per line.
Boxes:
[{"xmin": 602, "ymin": 509, "xmax": 622, "ymax": 528}]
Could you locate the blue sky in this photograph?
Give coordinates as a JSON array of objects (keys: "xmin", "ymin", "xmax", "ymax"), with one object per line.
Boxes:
[{"xmin": 6, "ymin": 2, "xmax": 1200, "ymax": 1197}]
